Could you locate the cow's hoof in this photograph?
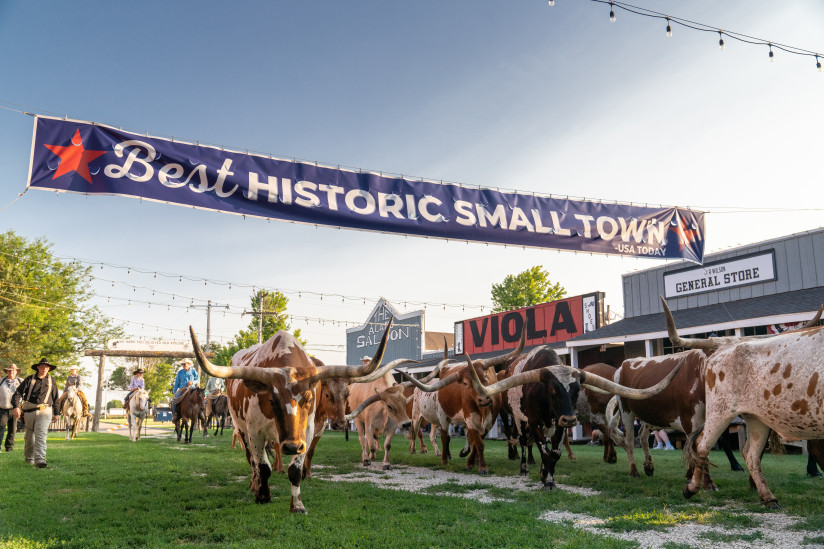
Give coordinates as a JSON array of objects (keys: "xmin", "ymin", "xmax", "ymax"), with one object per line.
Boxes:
[
  {"xmin": 630, "ymin": 470, "xmax": 640, "ymax": 478},
  {"xmin": 706, "ymin": 482, "xmax": 719, "ymax": 492},
  {"xmin": 478, "ymin": 469, "xmax": 489, "ymax": 476},
  {"xmin": 731, "ymin": 463, "xmax": 746, "ymax": 472},
  {"xmin": 362, "ymin": 460, "xmax": 371, "ymax": 467},
  {"xmin": 520, "ymin": 469, "xmax": 529, "ymax": 477},
  {"xmin": 382, "ymin": 463, "xmax": 392, "ymax": 470},
  {"xmin": 764, "ymin": 499, "xmax": 781, "ymax": 510},
  {"xmin": 683, "ymin": 485, "xmax": 696, "ymax": 499},
  {"xmin": 290, "ymin": 507, "xmax": 308, "ymax": 514},
  {"xmin": 255, "ymin": 494, "xmax": 271, "ymax": 504},
  {"xmin": 808, "ymin": 471, "xmax": 823, "ymax": 478},
  {"xmin": 421, "ymin": 448, "xmax": 427, "ymax": 454},
  {"xmin": 410, "ymin": 449, "xmax": 416, "ymax": 455},
  {"xmin": 542, "ymin": 482, "xmax": 556, "ymax": 490},
  {"xmin": 644, "ymin": 465, "xmax": 654, "ymax": 477}
]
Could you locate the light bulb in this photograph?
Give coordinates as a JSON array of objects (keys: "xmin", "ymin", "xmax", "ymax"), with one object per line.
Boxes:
[
  {"xmin": 718, "ymin": 32, "xmax": 725, "ymax": 50},
  {"xmin": 817, "ymin": 56, "xmax": 822, "ymax": 72},
  {"xmin": 666, "ymin": 19, "xmax": 672, "ymax": 37},
  {"xmin": 609, "ymin": 9, "xmax": 615, "ymax": 22},
  {"xmin": 769, "ymin": 45, "xmax": 774, "ymax": 62},
  {"xmin": 548, "ymin": 0, "xmax": 554, "ymax": 5}
]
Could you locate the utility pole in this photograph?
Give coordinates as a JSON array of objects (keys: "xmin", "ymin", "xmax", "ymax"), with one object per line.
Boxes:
[
  {"xmin": 243, "ymin": 294, "xmax": 280, "ymax": 344},
  {"xmin": 190, "ymin": 300, "xmax": 229, "ymax": 371}
]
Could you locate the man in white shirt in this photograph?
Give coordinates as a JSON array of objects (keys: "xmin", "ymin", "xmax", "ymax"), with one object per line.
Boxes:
[{"xmin": 0, "ymin": 364, "xmax": 22, "ymax": 452}]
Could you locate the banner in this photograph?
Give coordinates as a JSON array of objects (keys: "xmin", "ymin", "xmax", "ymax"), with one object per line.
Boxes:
[{"xmin": 27, "ymin": 116, "xmax": 705, "ymax": 262}]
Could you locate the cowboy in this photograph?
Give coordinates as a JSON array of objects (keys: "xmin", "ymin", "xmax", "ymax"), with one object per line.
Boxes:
[
  {"xmin": 124, "ymin": 368, "xmax": 145, "ymax": 411},
  {"xmin": 361, "ymin": 355, "xmax": 371, "ymax": 366},
  {"xmin": 0, "ymin": 364, "xmax": 22, "ymax": 452},
  {"xmin": 171, "ymin": 359, "xmax": 199, "ymax": 422},
  {"xmin": 12, "ymin": 358, "xmax": 60, "ymax": 468},
  {"xmin": 57, "ymin": 366, "xmax": 90, "ymax": 418},
  {"xmin": 203, "ymin": 374, "xmax": 225, "ymax": 421}
]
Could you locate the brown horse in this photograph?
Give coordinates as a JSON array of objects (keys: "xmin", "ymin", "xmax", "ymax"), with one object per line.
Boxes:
[
  {"xmin": 206, "ymin": 394, "xmax": 229, "ymax": 436},
  {"xmin": 175, "ymin": 388, "xmax": 207, "ymax": 443}
]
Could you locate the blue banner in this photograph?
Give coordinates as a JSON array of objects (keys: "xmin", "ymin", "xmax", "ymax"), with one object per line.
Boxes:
[{"xmin": 27, "ymin": 116, "xmax": 705, "ymax": 262}]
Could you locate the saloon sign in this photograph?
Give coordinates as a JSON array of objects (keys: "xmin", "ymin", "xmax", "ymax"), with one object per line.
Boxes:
[
  {"xmin": 455, "ymin": 293, "xmax": 604, "ymax": 355},
  {"xmin": 345, "ymin": 299, "xmax": 424, "ymax": 363}
]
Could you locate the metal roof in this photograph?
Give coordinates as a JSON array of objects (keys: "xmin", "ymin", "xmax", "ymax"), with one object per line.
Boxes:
[{"xmin": 565, "ymin": 286, "xmax": 824, "ymax": 348}]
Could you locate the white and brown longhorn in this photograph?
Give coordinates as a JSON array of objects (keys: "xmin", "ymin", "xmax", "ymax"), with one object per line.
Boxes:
[
  {"xmin": 661, "ymin": 297, "xmax": 824, "ymax": 508},
  {"xmin": 189, "ymin": 319, "xmax": 394, "ymax": 513}
]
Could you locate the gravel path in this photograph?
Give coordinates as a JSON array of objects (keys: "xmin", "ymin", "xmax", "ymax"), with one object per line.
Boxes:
[{"xmin": 317, "ymin": 464, "xmax": 820, "ymax": 548}]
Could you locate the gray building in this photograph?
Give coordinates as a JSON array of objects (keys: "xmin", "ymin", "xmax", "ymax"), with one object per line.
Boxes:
[
  {"xmin": 346, "ymin": 298, "xmax": 424, "ymax": 364},
  {"xmin": 566, "ymin": 227, "xmax": 824, "ymax": 366}
]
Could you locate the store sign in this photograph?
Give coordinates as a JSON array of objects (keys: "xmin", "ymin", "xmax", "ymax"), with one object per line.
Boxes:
[
  {"xmin": 663, "ymin": 251, "xmax": 777, "ymax": 298},
  {"xmin": 455, "ymin": 293, "xmax": 602, "ymax": 355},
  {"xmin": 107, "ymin": 339, "xmax": 192, "ymax": 352}
]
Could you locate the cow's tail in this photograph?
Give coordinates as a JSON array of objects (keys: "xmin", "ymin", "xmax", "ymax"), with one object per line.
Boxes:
[
  {"xmin": 605, "ymin": 396, "xmax": 629, "ymax": 450},
  {"xmin": 683, "ymin": 425, "xmax": 714, "ymax": 472},
  {"xmin": 767, "ymin": 430, "xmax": 786, "ymax": 456}
]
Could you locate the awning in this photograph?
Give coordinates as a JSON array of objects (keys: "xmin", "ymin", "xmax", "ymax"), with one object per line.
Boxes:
[{"xmin": 565, "ymin": 286, "xmax": 824, "ymax": 348}]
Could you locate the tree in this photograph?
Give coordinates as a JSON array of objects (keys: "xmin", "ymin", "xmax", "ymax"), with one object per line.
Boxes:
[
  {"xmin": 106, "ymin": 399, "xmax": 123, "ymax": 410},
  {"xmin": 0, "ymin": 230, "xmax": 123, "ymax": 386},
  {"xmin": 107, "ymin": 359, "xmax": 176, "ymax": 404},
  {"xmin": 490, "ymin": 266, "xmax": 567, "ymax": 313},
  {"xmin": 211, "ymin": 289, "xmax": 304, "ymax": 366}
]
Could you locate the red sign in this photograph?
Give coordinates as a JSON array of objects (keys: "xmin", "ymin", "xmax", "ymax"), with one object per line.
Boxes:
[{"xmin": 457, "ymin": 293, "xmax": 603, "ymax": 355}]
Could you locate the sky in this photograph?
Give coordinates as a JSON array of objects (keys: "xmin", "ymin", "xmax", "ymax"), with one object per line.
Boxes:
[{"xmin": 0, "ymin": 1, "xmax": 822, "ymax": 398}]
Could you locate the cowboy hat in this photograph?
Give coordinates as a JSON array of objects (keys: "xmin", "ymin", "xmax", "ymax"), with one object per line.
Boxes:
[
  {"xmin": 4, "ymin": 363, "xmax": 20, "ymax": 372},
  {"xmin": 133, "ymin": 368, "xmax": 145, "ymax": 375},
  {"xmin": 360, "ymin": 355, "xmax": 371, "ymax": 361},
  {"xmin": 180, "ymin": 358, "xmax": 193, "ymax": 366},
  {"xmin": 31, "ymin": 358, "xmax": 57, "ymax": 372}
]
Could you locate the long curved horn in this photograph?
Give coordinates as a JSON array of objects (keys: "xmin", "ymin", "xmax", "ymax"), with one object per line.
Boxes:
[
  {"xmin": 467, "ymin": 354, "xmax": 545, "ymax": 397},
  {"xmin": 189, "ymin": 326, "xmax": 284, "ymax": 385},
  {"xmin": 474, "ymin": 323, "xmax": 528, "ymax": 372},
  {"xmin": 344, "ymin": 393, "xmax": 382, "ymax": 421},
  {"xmin": 577, "ymin": 358, "xmax": 684, "ymax": 400},
  {"xmin": 661, "ymin": 297, "xmax": 720, "ymax": 351},
  {"xmin": 802, "ymin": 306, "xmax": 824, "ymax": 328},
  {"xmin": 399, "ymin": 370, "xmax": 461, "ymax": 392},
  {"xmin": 351, "ymin": 358, "xmax": 418, "ymax": 384},
  {"xmin": 307, "ymin": 318, "xmax": 395, "ymax": 383}
]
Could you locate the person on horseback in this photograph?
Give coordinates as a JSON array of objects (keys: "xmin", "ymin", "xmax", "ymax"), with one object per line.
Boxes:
[
  {"xmin": 203, "ymin": 374, "xmax": 225, "ymax": 421},
  {"xmin": 171, "ymin": 359, "xmax": 199, "ymax": 422},
  {"xmin": 124, "ymin": 368, "xmax": 145, "ymax": 412},
  {"xmin": 56, "ymin": 366, "xmax": 90, "ymax": 418}
]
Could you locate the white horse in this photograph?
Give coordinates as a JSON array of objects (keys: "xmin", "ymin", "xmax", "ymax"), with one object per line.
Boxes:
[
  {"xmin": 61, "ymin": 385, "xmax": 84, "ymax": 440},
  {"xmin": 126, "ymin": 389, "xmax": 150, "ymax": 442}
]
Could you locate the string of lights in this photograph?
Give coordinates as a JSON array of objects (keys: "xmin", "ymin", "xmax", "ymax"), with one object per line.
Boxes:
[{"xmin": 552, "ymin": 0, "xmax": 824, "ymax": 70}]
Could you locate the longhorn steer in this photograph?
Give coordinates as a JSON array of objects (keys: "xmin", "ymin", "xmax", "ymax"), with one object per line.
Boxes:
[
  {"xmin": 660, "ymin": 297, "xmax": 824, "ymax": 508},
  {"xmin": 402, "ymin": 333, "xmax": 524, "ymax": 474},
  {"xmin": 575, "ymin": 363, "xmax": 619, "ymax": 464},
  {"xmin": 190, "ymin": 321, "xmax": 392, "ymax": 513},
  {"xmin": 346, "ymin": 364, "xmax": 415, "ymax": 470},
  {"xmin": 468, "ymin": 346, "xmax": 681, "ymax": 488}
]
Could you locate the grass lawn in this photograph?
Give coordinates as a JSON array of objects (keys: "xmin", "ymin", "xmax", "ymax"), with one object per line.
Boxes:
[{"xmin": 1, "ymin": 429, "xmax": 822, "ymax": 548}]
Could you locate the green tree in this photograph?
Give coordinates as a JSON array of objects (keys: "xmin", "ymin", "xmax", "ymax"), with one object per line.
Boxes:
[
  {"xmin": 490, "ymin": 266, "xmax": 567, "ymax": 313},
  {"xmin": 211, "ymin": 289, "xmax": 304, "ymax": 366},
  {"xmin": 107, "ymin": 359, "xmax": 176, "ymax": 404},
  {"xmin": 0, "ymin": 230, "xmax": 123, "ymax": 386},
  {"xmin": 106, "ymin": 399, "xmax": 123, "ymax": 410}
]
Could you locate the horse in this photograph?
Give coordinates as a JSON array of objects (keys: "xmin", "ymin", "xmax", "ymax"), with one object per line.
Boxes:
[
  {"xmin": 206, "ymin": 394, "xmax": 229, "ymax": 436},
  {"xmin": 175, "ymin": 388, "xmax": 207, "ymax": 443},
  {"xmin": 126, "ymin": 389, "xmax": 150, "ymax": 442},
  {"xmin": 61, "ymin": 385, "xmax": 83, "ymax": 440}
]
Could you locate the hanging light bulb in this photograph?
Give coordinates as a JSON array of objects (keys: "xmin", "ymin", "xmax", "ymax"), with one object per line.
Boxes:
[
  {"xmin": 817, "ymin": 55, "xmax": 822, "ymax": 72},
  {"xmin": 666, "ymin": 18, "xmax": 672, "ymax": 37},
  {"xmin": 768, "ymin": 44, "xmax": 774, "ymax": 62},
  {"xmin": 718, "ymin": 31, "xmax": 725, "ymax": 50},
  {"xmin": 547, "ymin": 0, "xmax": 554, "ymax": 5},
  {"xmin": 609, "ymin": 2, "xmax": 615, "ymax": 22}
]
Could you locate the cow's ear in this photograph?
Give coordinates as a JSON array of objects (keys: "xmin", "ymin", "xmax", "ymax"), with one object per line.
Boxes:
[{"xmin": 243, "ymin": 380, "xmax": 269, "ymax": 393}]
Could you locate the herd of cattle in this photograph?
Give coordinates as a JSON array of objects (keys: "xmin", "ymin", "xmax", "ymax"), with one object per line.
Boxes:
[{"xmin": 188, "ymin": 297, "xmax": 824, "ymax": 513}]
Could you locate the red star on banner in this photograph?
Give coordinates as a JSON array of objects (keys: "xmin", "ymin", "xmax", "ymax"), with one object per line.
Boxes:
[
  {"xmin": 671, "ymin": 216, "xmax": 699, "ymax": 251},
  {"xmin": 44, "ymin": 129, "xmax": 108, "ymax": 184}
]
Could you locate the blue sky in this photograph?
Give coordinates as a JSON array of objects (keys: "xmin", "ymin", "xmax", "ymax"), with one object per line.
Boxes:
[{"xmin": 1, "ymin": 0, "xmax": 822, "ymax": 378}]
